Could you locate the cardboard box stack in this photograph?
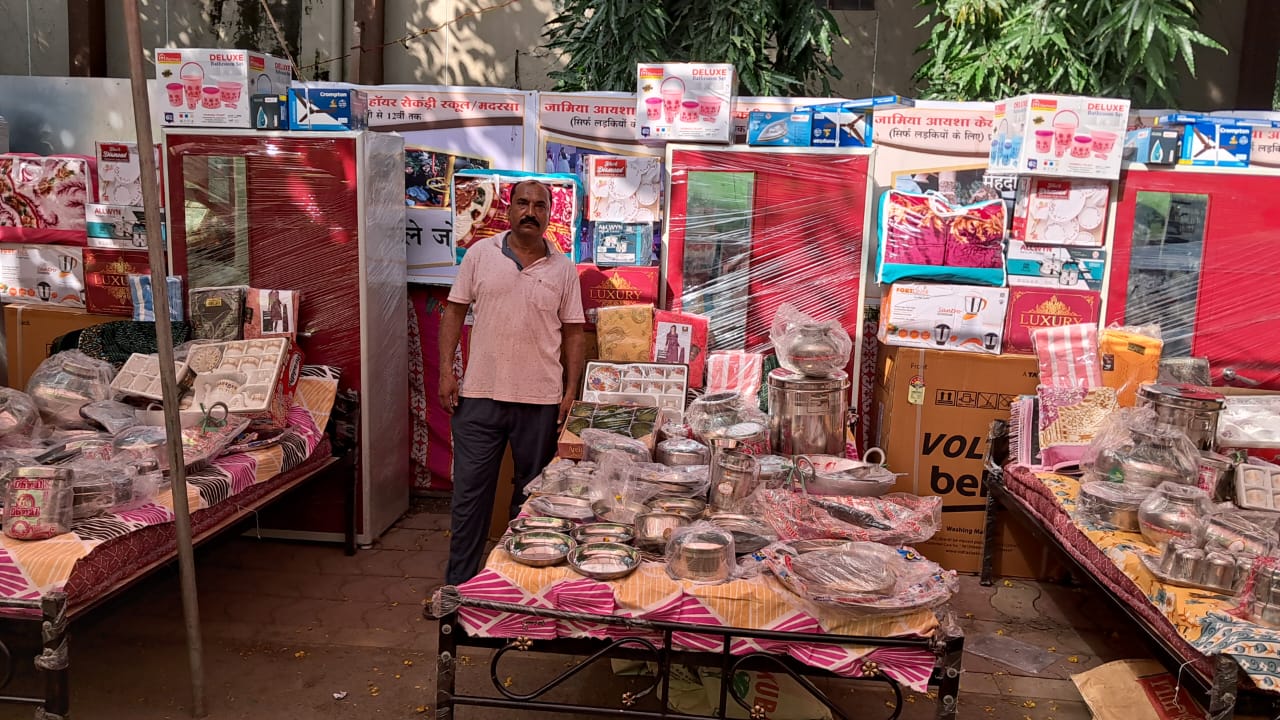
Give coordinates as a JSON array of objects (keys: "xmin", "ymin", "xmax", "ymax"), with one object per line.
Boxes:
[{"xmin": 870, "ymin": 94, "xmax": 1131, "ymax": 577}]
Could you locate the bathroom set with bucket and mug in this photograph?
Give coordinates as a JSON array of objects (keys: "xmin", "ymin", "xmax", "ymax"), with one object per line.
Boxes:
[
  {"xmin": 154, "ymin": 49, "xmax": 293, "ymax": 128},
  {"xmin": 989, "ymin": 95, "xmax": 1131, "ymax": 180}
]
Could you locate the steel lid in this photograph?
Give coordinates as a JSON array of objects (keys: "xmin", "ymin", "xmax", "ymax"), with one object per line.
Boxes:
[
  {"xmin": 767, "ymin": 367, "xmax": 849, "ymax": 391},
  {"xmin": 1138, "ymin": 383, "xmax": 1224, "ymax": 410}
]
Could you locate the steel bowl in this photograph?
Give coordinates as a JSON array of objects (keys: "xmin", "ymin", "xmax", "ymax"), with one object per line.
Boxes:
[
  {"xmin": 634, "ymin": 511, "xmax": 691, "ymax": 552},
  {"xmin": 530, "ymin": 495, "xmax": 596, "ymax": 522},
  {"xmin": 509, "ymin": 516, "xmax": 575, "ymax": 535},
  {"xmin": 708, "ymin": 513, "xmax": 777, "ymax": 555},
  {"xmin": 503, "ymin": 531, "xmax": 576, "ymax": 568},
  {"xmin": 591, "ymin": 499, "xmax": 649, "ymax": 525},
  {"xmin": 571, "ymin": 522, "xmax": 635, "ymax": 545},
  {"xmin": 656, "ymin": 438, "xmax": 710, "ymax": 467},
  {"xmin": 568, "ymin": 542, "xmax": 641, "ymax": 581},
  {"xmin": 649, "ymin": 496, "xmax": 707, "ymax": 519},
  {"xmin": 669, "ymin": 534, "xmax": 735, "ymax": 583}
]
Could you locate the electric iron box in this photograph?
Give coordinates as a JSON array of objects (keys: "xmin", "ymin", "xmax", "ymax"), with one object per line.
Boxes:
[{"xmin": 745, "ymin": 110, "xmax": 813, "ymax": 146}]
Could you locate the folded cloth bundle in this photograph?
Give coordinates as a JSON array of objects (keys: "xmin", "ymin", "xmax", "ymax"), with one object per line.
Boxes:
[
  {"xmin": 1032, "ymin": 323, "xmax": 1103, "ymax": 389},
  {"xmin": 1037, "ymin": 385, "xmax": 1119, "ymax": 471},
  {"xmin": 1099, "ymin": 327, "xmax": 1163, "ymax": 407}
]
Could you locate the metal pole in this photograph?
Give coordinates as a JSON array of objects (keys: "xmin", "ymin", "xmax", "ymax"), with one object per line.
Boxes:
[{"xmin": 119, "ymin": 2, "xmax": 206, "ymax": 716}]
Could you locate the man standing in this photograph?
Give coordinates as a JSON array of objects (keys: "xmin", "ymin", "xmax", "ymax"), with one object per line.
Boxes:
[{"xmin": 438, "ymin": 180, "xmax": 585, "ymax": 586}]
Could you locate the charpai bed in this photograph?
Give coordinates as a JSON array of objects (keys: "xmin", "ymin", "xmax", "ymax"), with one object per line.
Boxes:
[
  {"xmin": 983, "ymin": 459, "xmax": 1280, "ymax": 720},
  {"xmin": 0, "ymin": 366, "xmax": 351, "ymax": 719},
  {"xmin": 428, "ymin": 498, "xmax": 965, "ymax": 720}
]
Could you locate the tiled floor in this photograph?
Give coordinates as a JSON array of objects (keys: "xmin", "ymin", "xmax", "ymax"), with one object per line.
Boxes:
[{"xmin": 0, "ymin": 499, "xmax": 1156, "ymax": 719}]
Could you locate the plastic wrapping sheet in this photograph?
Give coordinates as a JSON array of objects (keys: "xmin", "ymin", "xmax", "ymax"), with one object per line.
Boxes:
[
  {"xmin": 665, "ymin": 521, "xmax": 737, "ymax": 585},
  {"xmin": 451, "ymin": 170, "xmax": 582, "ymax": 263},
  {"xmin": 663, "ymin": 147, "xmax": 871, "ymax": 378},
  {"xmin": 1104, "ymin": 167, "xmax": 1280, "ymax": 387},
  {"xmin": 877, "ymin": 190, "xmax": 1006, "ymax": 286},
  {"xmin": 750, "ymin": 489, "xmax": 942, "ymax": 546},
  {"xmin": 0, "ymin": 154, "xmax": 97, "ymax": 244},
  {"xmin": 0, "ymin": 388, "xmax": 39, "ymax": 438},
  {"xmin": 759, "ymin": 542, "xmax": 957, "ymax": 614},
  {"xmin": 164, "ymin": 129, "xmax": 409, "ymax": 538},
  {"xmin": 1033, "ymin": 323, "xmax": 1103, "ymax": 388},
  {"xmin": 1099, "ymin": 325, "xmax": 1163, "ymax": 406},
  {"xmin": 26, "ymin": 351, "xmax": 115, "ymax": 429}
]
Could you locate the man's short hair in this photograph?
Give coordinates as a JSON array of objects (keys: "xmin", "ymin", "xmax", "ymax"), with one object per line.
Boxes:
[{"xmin": 510, "ymin": 178, "xmax": 554, "ymax": 210}]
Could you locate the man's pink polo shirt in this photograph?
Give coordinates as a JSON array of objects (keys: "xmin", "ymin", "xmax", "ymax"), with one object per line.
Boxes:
[{"xmin": 448, "ymin": 231, "xmax": 585, "ymax": 405}]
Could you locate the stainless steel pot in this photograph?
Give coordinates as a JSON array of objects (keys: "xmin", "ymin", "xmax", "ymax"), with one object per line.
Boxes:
[
  {"xmin": 634, "ymin": 512, "xmax": 690, "ymax": 552},
  {"xmin": 656, "ymin": 438, "xmax": 709, "ymax": 466},
  {"xmin": 1137, "ymin": 384, "xmax": 1225, "ymax": 452},
  {"xmin": 767, "ymin": 368, "xmax": 849, "ymax": 457},
  {"xmin": 709, "ymin": 451, "xmax": 759, "ymax": 513}
]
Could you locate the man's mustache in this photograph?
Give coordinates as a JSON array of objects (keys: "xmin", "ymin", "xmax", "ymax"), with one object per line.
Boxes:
[{"xmin": 520, "ymin": 216, "xmax": 540, "ymax": 226}]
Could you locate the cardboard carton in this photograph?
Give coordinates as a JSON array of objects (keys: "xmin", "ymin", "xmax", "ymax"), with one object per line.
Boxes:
[
  {"xmin": 1003, "ymin": 288, "xmax": 1102, "ymax": 354},
  {"xmin": 85, "ymin": 204, "xmax": 166, "ymax": 250},
  {"xmin": 879, "ymin": 283, "xmax": 1009, "ymax": 355},
  {"xmin": 154, "ymin": 48, "xmax": 293, "ymax": 128},
  {"xmin": 1005, "ymin": 238, "xmax": 1108, "ymax": 292},
  {"xmin": 4, "ymin": 305, "xmax": 118, "ymax": 389},
  {"xmin": 636, "ymin": 63, "xmax": 735, "ymax": 144},
  {"xmin": 0, "ymin": 245, "xmax": 85, "ymax": 309},
  {"xmin": 576, "ymin": 265, "xmax": 660, "ymax": 330},
  {"xmin": 991, "ymin": 94, "xmax": 1130, "ymax": 179},
  {"xmin": 1123, "ymin": 128, "xmax": 1181, "ymax": 165},
  {"xmin": 874, "ymin": 344, "xmax": 1053, "ymax": 577},
  {"xmin": 288, "ymin": 87, "xmax": 368, "ymax": 131},
  {"xmin": 746, "ymin": 110, "xmax": 813, "ymax": 147},
  {"xmin": 83, "ymin": 248, "xmax": 151, "ymax": 316}
]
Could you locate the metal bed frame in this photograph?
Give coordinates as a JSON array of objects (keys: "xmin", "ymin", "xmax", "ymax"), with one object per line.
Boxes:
[
  {"xmin": 428, "ymin": 587, "xmax": 965, "ymax": 720},
  {"xmin": 0, "ymin": 453, "xmax": 355, "ymax": 719},
  {"xmin": 977, "ymin": 420, "xmax": 1277, "ymax": 720}
]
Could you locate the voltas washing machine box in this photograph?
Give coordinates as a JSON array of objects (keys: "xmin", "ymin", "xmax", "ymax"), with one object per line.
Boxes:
[
  {"xmin": 878, "ymin": 283, "xmax": 1009, "ymax": 355},
  {"xmin": 874, "ymin": 344, "xmax": 1053, "ymax": 577}
]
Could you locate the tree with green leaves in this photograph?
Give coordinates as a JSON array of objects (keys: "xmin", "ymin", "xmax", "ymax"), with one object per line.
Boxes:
[
  {"xmin": 543, "ymin": 0, "xmax": 847, "ymax": 97},
  {"xmin": 913, "ymin": 0, "xmax": 1225, "ymax": 105}
]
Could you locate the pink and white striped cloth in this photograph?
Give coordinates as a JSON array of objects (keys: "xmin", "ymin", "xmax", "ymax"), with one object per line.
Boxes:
[
  {"xmin": 1031, "ymin": 323, "xmax": 1102, "ymax": 389},
  {"xmin": 455, "ymin": 556, "xmax": 941, "ymax": 691}
]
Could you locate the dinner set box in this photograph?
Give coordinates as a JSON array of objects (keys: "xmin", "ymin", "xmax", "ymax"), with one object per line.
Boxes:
[
  {"xmin": 4, "ymin": 305, "xmax": 118, "ymax": 389},
  {"xmin": 990, "ymin": 94, "xmax": 1131, "ymax": 179},
  {"xmin": 0, "ymin": 245, "xmax": 85, "ymax": 309},
  {"xmin": 636, "ymin": 63, "xmax": 736, "ymax": 143},
  {"xmin": 96, "ymin": 141, "xmax": 162, "ymax": 206},
  {"xmin": 1010, "ymin": 177, "xmax": 1109, "ymax": 247},
  {"xmin": 154, "ymin": 48, "xmax": 293, "ymax": 128},
  {"xmin": 879, "ymin": 283, "xmax": 1009, "ymax": 355},
  {"xmin": 874, "ymin": 344, "xmax": 1055, "ymax": 578}
]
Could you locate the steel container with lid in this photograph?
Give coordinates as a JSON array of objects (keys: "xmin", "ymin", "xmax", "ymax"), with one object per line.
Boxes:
[
  {"xmin": 767, "ymin": 368, "xmax": 849, "ymax": 457},
  {"xmin": 1137, "ymin": 383, "xmax": 1225, "ymax": 452}
]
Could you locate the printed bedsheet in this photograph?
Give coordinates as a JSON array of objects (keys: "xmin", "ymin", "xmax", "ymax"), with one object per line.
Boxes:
[
  {"xmin": 0, "ymin": 366, "xmax": 340, "ymax": 607},
  {"xmin": 1004, "ymin": 464, "xmax": 1280, "ymax": 693},
  {"xmin": 457, "ymin": 516, "xmax": 944, "ymax": 692}
]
